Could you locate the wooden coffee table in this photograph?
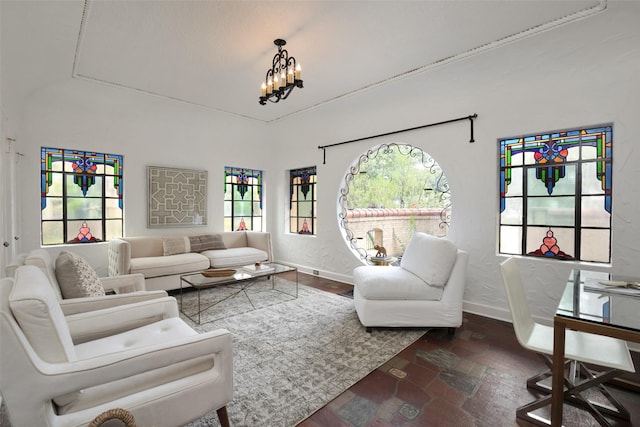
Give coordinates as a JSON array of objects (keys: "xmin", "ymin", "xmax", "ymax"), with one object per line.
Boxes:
[{"xmin": 179, "ymin": 263, "xmax": 298, "ymax": 324}]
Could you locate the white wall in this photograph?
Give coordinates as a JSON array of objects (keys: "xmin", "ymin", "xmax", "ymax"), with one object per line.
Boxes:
[
  {"xmin": 6, "ymin": 2, "xmax": 640, "ymax": 325},
  {"xmin": 16, "ymin": 78, "xmax": 267, "ymax": 275},
  {"xmin": 267, "ymin": 1, "xmax": 640, "ymax": 324}
]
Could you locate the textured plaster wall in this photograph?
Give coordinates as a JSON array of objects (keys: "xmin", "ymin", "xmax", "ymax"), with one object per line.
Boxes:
[{"xmin": 267, "ymin": 2, "xmax": 640, "ymax": 325}]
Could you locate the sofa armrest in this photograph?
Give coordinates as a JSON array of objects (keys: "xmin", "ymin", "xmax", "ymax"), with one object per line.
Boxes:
[
  {"xmin": 99, "ymin": 273, "xmax": 146, "ymax": 293},
  {"xmin": 246, "ymin": 231, "xmax": 273, "ymax": 262},
  {"xmin": 59, "ymin": 290, "xmax": 168, "ymax": 316},
  {"xmin": 108, "ymin": 238, "xmax": 130, "ymax": 276},
  {"xmin": 441, "ymin": 250, "xmax": 469, "ymax": 305},
  {"xmin": 66, "ymin": 296, "xmax": 178, "ymax": 343}
]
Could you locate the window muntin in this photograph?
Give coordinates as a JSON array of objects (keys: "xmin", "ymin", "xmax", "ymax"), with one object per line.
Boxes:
[
  {"xmin": 499, "ymin": 125, "xmax": 612, "ymax": 263},
  {"xmin": 40, "ymin": 147, "xmax": 123, "ymax": 245},
  {"xmin": 290, "ymin": 166, "xmax": 317, "ymax": 235},
  {"xmin": 223, "ymin": 166, "xmax": 263, "ymax": 231}
]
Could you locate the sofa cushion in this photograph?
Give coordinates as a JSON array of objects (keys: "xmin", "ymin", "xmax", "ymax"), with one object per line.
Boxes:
[
  {"xmin": 55, "ymin": 251, "xmax": 106, "ymax": 298},
  {"xmin": 353, "ymin": 266, "xmax": 444, "ymax": 300},
  {"xmin": 202, "ymin": 247, "xmax": 268, "ymax": 268},
  {"xmin": 400, "ymin": 233, "xmax": 457, "ymax": 287},
  {"xmin": 189, "ymin": 234, "xmax": 226, "ymax": 252},
  {"xmin": 129, "ymin": 253, "xmax": 210, "ymax": 278},
  {"xmin": 163, "ymin": 236, "xmax": 190, "ymax": 256}
]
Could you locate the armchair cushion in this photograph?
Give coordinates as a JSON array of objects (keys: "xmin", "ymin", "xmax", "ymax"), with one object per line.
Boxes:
[
  {"xmin": 55, "ymin": 251, "xmax": 105, "ymax": 298},
  {"xmin": 353, "ymin": 266, "xmax": 444, "ymax": 300},
  {"xmin": 400, "ymin": 232, "xmax": 458, "ymax": 287}
]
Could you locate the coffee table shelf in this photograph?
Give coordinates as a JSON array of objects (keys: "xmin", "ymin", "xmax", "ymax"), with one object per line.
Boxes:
[{"xmin": 179, "ymin": 263, "xmax": 298, "ymax": 324}]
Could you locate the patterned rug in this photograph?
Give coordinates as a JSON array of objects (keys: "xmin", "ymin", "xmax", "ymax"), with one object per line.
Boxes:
[{"xmin": 182, "ymin": 277, "xmax": 426, "ymax": 427}]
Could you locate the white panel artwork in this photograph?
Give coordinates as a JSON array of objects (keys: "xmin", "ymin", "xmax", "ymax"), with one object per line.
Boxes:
[{"xmin": 148, "ymin": 166, "xmax": 207, "ymax": 227}]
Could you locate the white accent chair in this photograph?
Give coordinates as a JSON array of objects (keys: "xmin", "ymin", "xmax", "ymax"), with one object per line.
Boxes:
[
  {"xmin": 0, "ymin": 265, "xmax": 233, "ymax": 427},
  {"xmin": 499, "ymin": 257, "xmax": 636, "ymax": 426},
  {"xmin": 21, "ymin": 249, "xmax": 168, "ymax": 316},
  {"xmin": 353, "ymin": 232, "xmax": 468, "ymax": 333}
]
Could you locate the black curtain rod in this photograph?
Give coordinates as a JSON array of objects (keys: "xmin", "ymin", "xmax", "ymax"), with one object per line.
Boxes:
[{"xmin": 317, "ymin": 113, "xmax": 477, "ymax": 164}]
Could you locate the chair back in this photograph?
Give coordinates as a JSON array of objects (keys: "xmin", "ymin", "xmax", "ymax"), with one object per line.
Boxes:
[
  {"xmin": 499, "ymin": 257, "xmax": 536, "ymax": 348},
  {"xmin": 7, "ymin": 265, "xmax": 77, "ymax": 363},
  {"xmin": 25, "ymin": 249, "xmax": 64, "ymax": 300}
]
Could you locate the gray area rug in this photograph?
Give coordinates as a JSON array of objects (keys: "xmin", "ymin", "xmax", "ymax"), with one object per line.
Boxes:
[{"xmin": 183, "ymin": 277, "xmax": 426, "ymax": 427}]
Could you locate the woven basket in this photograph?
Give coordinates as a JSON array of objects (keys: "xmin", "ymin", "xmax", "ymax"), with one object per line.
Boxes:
[
  {"xmin": 89, "ymin": 408, "xmax": 136, "ymax": 427},
  {"xmin": 201, "ymin": 269, "xmax": 236, "ymax": 278}
]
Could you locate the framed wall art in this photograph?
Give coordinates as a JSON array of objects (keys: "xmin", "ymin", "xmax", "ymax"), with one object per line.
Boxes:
[{"xmin": 148, "ymin": 165, "xmax": 207, "ymax": 227}]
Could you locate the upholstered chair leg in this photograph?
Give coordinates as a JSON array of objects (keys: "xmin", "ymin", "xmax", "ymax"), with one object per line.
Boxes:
[
  {"xmin": 366, "ymin": 327, "xmax": 372, "ymax": 333},
  {"xmin": 217, "ymin": 406, "xmax": 231, "ymax": 427}
]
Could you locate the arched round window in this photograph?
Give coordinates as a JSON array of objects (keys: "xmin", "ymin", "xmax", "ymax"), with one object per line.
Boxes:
[{"xmin": 338, "ymin": 143, "xmax": 451, "ymax": 263}]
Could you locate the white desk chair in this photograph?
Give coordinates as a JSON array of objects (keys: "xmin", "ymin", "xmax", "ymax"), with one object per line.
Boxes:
[{"xmin": 499, "ymin": 257, "xmax": 635, "ymax": 426}]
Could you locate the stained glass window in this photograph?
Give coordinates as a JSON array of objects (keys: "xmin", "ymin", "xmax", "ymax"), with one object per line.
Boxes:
[
  {"xmin": 41, "ymin": 147, "xmax": 124, "ymax": 246},
  {"xmin": 499, "ymin": 125, "xmax": 612, "ymax": 263},
  {"xmin": 290, "ymin": 166, "xmax": 317, "ymax": 235},
  {"xmin": 224, "ymin": 166, "xmax": 263, "ymax": 231}
]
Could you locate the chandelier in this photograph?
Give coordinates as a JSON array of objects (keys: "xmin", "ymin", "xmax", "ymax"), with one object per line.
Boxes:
[{"xmin": 259, "ymin": 39, "xmax": 303, "ymax": 105}]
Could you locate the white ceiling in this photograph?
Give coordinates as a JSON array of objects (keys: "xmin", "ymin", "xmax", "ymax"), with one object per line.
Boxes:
[{"xmin": 3, "ymin": 0, "xmax": 605, "ymax": 123}]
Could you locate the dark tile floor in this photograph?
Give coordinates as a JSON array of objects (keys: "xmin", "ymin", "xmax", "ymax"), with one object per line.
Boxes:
[{"xmin": 296, "ymin": 273, "xmax": 640, "ymax": 427}]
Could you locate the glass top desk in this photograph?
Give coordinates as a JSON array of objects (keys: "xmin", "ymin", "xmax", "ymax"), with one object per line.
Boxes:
[{"xmin": 551, "ymin": 269, "xmax": 640, "ymax": 426}]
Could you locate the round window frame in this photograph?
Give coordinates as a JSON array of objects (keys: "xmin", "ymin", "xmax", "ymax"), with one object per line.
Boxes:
[{"xmin": 337, "ymin": 143, "xmax": 452, "ymax": 263}]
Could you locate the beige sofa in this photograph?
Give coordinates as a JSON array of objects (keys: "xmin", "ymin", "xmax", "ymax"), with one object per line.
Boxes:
[{"xmin": 108, "ymin": 231, "xmax": 273, "ymax": 291}]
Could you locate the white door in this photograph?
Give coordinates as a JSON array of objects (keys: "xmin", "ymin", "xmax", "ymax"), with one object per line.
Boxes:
[{"xmin": 1, "ymin": 135, "xmax": 19, "ymax": 274}]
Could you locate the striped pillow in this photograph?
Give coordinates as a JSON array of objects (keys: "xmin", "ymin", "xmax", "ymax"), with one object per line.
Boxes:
[
  {"xmin": 162, "ymin": 237, "xmax": 190, "ymax": 256},
  {"xmin": 189, "ymin": 234, "xmax": 226, "ymax": 252}
]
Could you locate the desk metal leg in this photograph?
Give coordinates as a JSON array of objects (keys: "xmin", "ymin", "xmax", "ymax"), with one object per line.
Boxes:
[{"xmin": 551, "ymin": 318, "xmax": 566, "ymax": 426}]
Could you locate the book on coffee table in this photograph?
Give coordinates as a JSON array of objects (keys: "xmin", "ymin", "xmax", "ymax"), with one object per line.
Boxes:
[{"xmin": 242, "ymin": 264, "xmax": 275, "ymax": 274}]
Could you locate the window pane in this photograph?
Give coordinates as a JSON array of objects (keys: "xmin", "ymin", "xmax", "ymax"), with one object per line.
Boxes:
[
  {"xmin": 581, "ymin": 195, "xmax": 610, "ymax": 228},
  {"xmin": 42, "ymin": 221, "xmax": 63, "ymax": 245},
  {"xmin": 500, "ymin": 226, "xmax": 522, "ymax": 255},
  {"xmin": 67, "ymin": 197, "xmax": 103, "ymax": 219},
  {"xmin": 526, "ymin": 227, "xmax": 574, "ymax": 258},
  {"xmin": 501, "ymin": 198, "xmax": 522, "ymax": 225},
  {"xmin": 527, "ymin": 165, "xmax": 575, "ymax": 196},
  {"xmin": 234, "ymin": 201, "xmax": 251, "ymax": 216},
  {"xmin": 105, "ymin": 198, "xmax": 123, "ymax": 219},
  {"xmin": 527, "ymin": 196, "xmax": 575, "ymax": 226},
  {"xmin": 580, "ymin": 229, "xmax": 610, "ymax": 263},
  {"xmin": 42, "ymin": 198, "xmax": 63, "ymax": 220},
  {"xmin": 298, "ymin": 200, "xmax": 312, "ymax": 217},
  {"xmin": 504, "ymin": 167, "xmax": 522, "ymax": 197},
  {"xmin": 105, "ymin": 219, "xmax": 122, "ymax": 241},
  {"xmin": 44, "ymin": 172, "xmax": 63, "ymax": 196},
  {"xmin": 582, "ymin": 161, "xmax": 608, "ymax": 195},
  {"xmin": 67, "ymin": 220, "xmax": 102, "ymax": 243}
]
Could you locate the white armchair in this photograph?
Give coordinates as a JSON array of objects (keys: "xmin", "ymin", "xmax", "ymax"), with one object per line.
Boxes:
[
  {"xmin": 0, "ymin": 265, "xmax": 233, "ymax": 427},
  {"xmin": 353, "ymin": 232, "xmax": 468, "ymax": 333},
  {"xmin": 24, "ymin": 249, "xmax": 167, "ymax": 316}
]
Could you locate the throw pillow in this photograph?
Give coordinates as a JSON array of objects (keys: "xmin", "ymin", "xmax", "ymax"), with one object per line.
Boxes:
[
  {"xmin": 189, "ymin": 234, "xmax": 227, "ymax": 252},
  {"xmin": 400, "ymin": 232, "xmax": 458, "ymax": 287},
  {"xmin": 162, "ymin": 236, "xmax": 190, "ymax": 256},
  {"xmin": 55, "ymin": 251, "xmax": 105, "ymax": 298}
]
